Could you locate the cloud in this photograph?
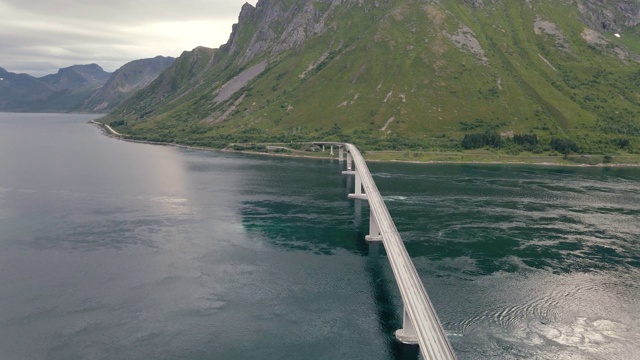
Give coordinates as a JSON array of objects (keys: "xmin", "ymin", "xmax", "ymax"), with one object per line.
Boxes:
[
  {"xmin": 0, "ymin": 0, "xmax": 257, "ymax": 76},
  {"xmin": 3, "ymin": 0, "xmax": 251, "ymax": 23}
]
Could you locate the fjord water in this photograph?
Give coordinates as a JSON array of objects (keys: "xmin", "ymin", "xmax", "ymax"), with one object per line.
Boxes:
[{"xmin": 0, "ymin": 113, "xmax": 638, "ymax": 360}]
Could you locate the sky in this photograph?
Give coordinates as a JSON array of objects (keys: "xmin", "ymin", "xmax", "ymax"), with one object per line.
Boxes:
[{"xmin": 0, "ymin": 0, "xmax": 257, "ymax": 77}]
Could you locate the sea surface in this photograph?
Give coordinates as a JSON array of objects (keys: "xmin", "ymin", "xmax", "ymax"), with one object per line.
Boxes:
[{"xmin": 0, "ymin": 113, "xmax": 638, "ymax": 360}]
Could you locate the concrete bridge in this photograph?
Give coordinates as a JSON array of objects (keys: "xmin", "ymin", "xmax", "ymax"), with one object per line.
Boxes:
[{"xmin": 314, "ymin": 142, "xmax": 457, "ymax": 360}]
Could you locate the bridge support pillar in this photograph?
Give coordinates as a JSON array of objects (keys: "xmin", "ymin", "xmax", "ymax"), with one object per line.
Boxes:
[
  {"xmin": 395, "ymin": 308, "xmax": 419, "ymax": 345},
  {"xmin": 322, "ymin": 145, "xmax": 325, "ymax": 152},
  {"xmin": 330, "ymin": 145, "xmax": 334, "ymax": 155},
  {"xmin": 365, "ymin": 210, "xmax": 382, "ymax": 242},
  {"xmin": 339, "ymin": 146, "xmax": 344, "ymax": 162},
  {"xmin": 354, "ymin": 196, "xmax": 362, "ymax": 224},
  {"xmin": 348, "ymin": 172, "xmax": 368, "ymax": 200},
  {"xmin": 342, "ymin": 151, "xmax": 355, "ymax": 175}
]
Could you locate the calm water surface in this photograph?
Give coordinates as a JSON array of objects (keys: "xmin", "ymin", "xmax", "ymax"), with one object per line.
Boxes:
[{"xmin": 0, "ymin": 113, "xmax": 638, "ymax": 359}]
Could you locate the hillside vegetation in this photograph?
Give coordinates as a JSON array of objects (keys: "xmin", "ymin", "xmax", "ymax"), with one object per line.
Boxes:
[{"xmin": 102, "ymin": 0, "xmax": 640, "ymax": 158}]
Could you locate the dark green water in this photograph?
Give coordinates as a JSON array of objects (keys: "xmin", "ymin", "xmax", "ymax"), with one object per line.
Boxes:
[{"xmin": 0, "ymin": 113, "xmax": 638, "ymax": 359}]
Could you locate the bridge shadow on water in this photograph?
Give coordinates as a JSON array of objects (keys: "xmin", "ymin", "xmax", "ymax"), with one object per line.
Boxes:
[
  {"xmin": 237, "ymin": 157, "xmax": 420, "ymax": 359},
  {"xmin": 352, "ymin": 198, "xmax": 420, "ymax": 360}
]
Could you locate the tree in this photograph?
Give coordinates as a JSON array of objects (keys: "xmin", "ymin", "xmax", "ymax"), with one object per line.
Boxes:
[{"xmin": 550, "ymin": 138, "xmax": 579, "ymax": 154}]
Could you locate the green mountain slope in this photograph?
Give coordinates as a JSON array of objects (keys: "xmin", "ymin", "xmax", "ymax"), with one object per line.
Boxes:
[{"xmin": 102, "ymin": 0, "xmax": 640, "ymax": 154}]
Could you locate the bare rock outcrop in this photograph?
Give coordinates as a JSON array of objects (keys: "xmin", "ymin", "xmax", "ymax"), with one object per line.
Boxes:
[
  {"xmin": 578, "ymin": 0, "xmax": 640, "ymax": 33},
  {"xmin": 464, "ymin": 0, "xmax": 484, "ymax": 8},
  {"xmin": 444, "ymin": 27, "xmax": 489, "ymax": 65}
]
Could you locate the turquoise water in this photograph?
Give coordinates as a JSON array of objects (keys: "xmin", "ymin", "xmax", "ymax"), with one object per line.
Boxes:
[{"xmin": 0, "ymin": 113, "xmax": 638, "ymax": 359}]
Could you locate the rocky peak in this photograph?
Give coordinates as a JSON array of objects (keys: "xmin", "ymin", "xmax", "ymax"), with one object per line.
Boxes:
[
  {"xmin": 224, "ymin": 0, "xmax": 335, "ymax": 66},
  {"xmin": 39, "ymin": 64, "xmax": 111, "ymax": 90},
  {"xmin": 239, "ymin": 2, "xmax": 256, "ymax": 20}
]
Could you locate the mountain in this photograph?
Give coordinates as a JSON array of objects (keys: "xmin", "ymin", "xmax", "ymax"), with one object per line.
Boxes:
[
  {"xmin": 40, "ymin": 64, "xmax": 111, "ymax": 91},
  {"xmin": 99, "ymin": 47, "xmax": 215, "ymax": 133},
  {"xmin": 0, "ymin": 57, "xmax": 173, "ymax": 113},
  {"xmin": 0, "ymin": 67, "xmax": 55, "ymax": 110},
  {"xmin": 82, "ymin": 56, "xmax": 175, "ymax": 112},
  {"xmin": 0, "ymin": 64, "xmax": 111, "ymax": 112},
  {"xmin": 102, "ymin": 0, "xmax": 640, "ymax": 154},
  {"xmin": 32, "ymin": 64, "xmax": 111, "ymax": 112}
]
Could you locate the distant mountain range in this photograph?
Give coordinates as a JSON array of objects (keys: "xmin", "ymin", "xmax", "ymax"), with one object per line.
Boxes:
[
  {"xmin": 99, "ymin": 0, "xmax": 640, "ymax": 154},
  {"xmin": 0, "ymin": 56, "xmax": 174, "ymax": 113}
]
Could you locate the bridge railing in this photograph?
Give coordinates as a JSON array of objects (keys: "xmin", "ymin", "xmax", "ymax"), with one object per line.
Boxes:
[{"xmin": 314, "ymin": 142, "xmax": 457, "ymax": 360}]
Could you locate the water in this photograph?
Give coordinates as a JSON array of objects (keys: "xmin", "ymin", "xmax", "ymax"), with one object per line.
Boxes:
[{"xmin": 0, "ymin": 113, "xmax": 638, "ymax": 359}]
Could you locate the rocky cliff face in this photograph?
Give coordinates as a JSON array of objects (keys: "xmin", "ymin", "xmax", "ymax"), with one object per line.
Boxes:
[
  {"xmin": 579, "ymin": 0, "xmax": 640, "ymax": 32},
  {"xmin": 223, "ymin": 0, "xmax": 334, "ymax": 66}
]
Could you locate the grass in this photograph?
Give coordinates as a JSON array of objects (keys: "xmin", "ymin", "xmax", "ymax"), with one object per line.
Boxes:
[
  {"xmin": 222, "ymin": 145, "xmax": 640, "ymax": 167},
  {"xmin": 363, "ymin": 149, "xmax": 640, "ymax": 166}
]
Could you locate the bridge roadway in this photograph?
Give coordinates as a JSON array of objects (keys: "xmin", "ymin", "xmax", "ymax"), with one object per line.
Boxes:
[{"xmin": 314, "ymin": 142, "xmax": 457, "ymax": 360}]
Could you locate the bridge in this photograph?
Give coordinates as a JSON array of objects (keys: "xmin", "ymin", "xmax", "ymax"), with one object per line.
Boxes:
[{"xmin": 314, "ymin": 142, "xmax": 457, "ymax": 360}]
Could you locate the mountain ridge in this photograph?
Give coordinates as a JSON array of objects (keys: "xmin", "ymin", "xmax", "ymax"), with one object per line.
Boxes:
[
  {"xmin": 0, "ymin": 64, "xmax": 110, "ymax": 112},
  {"xmin": 0, "ymin": 57, "xmax": 174, "ymax": 113},
  {"xmin": 81, "ymin": 56, "xmax": 176, "ymax": 112},
  {"xmin": 39, "ymin": 64, "xmax": 111, "ymax": 91}
]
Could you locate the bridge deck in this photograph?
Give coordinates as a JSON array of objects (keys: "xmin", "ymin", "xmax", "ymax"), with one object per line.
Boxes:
[{"xmin": 316, "ymin": 142, "xmax": 457, "ymax": 360}]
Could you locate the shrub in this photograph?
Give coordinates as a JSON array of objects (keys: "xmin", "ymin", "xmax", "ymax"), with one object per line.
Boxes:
[
  {"xmin": 550, "ymin": 138, "xmax": 579, "ymax": 154},
  {"xmin": 614, "ymin": 138, "xmax": 630, "ymax": 149},
  {"xmin": 461, "ymin": 130, "xmax": 502, "ymax": 149},
  {"xmin": 462, "ymin": 133, "xmax": 486, "ymax": 149},
  {"xmin": 485, "ymin": 131, "xmax": 502, "ymax": 148},
  {"xmin": 513, "ymin": 133, "xmax": 538, "ymax": 146}
]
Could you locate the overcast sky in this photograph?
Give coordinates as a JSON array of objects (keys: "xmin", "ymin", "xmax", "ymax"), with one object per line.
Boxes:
[{"xmin": 0, "ymin": 0, "xmax": 257, "ymax": 77}]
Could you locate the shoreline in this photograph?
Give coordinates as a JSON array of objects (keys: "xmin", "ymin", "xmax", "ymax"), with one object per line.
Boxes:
[{"xmin": 89, "ymin": 121, "xmax": 640, "ymax": 168}]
